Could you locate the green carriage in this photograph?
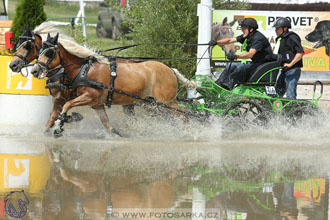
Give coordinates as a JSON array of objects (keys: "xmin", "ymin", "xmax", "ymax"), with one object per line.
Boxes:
[{"xmin": 181, "ymin": 55, "xmax": 323, "ymax": 122}]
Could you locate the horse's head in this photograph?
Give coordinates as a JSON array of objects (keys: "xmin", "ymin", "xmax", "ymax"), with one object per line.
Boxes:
[
  {"xmin": 31, "ymin": 33, "xmax": 61, "ymax": 79},
  {"xmin": 9, "ymin": 27, "xmax": 41, "ymax": 73},
  {"xmin": 212, "ymin": 17, "xmax": 237, "ymax": 57}
]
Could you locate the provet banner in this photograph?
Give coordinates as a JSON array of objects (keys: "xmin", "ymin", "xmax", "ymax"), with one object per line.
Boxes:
[{"xmin": 211, "ymin": 10, "xmax": 330, "ymax": 72}]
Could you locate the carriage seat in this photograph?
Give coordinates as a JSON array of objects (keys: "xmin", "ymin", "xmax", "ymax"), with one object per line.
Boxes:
[{"xmin": 247, "ymin": 54, "xmax": 282, "ymax": 85}]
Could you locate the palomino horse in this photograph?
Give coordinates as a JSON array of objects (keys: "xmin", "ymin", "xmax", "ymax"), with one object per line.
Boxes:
[
  {"xmin": 31, "ymin": 33, "xmax": 188, "ymax": 137},
  {"xmin": 212, "ymin": 17, "xmax": 237, "ymax": 57},
  {"xmin": 9, "ymin": 24, "xmax": 83, "ymax": 134}
]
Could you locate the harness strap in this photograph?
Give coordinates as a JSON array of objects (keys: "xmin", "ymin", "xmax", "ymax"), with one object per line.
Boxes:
[
  {"xmin": 241, "ymin": 39, "xmax": 247, "ymax": 64},
  {"xmin": 106, "ymin": 59, "xmax": 118, "ymax": 107},
  {"xmin": 71, "ymin": 60, "xmax": 108, "ymax": 91},
  {"xmin": 47, "ymin": 68, "xmax": 66, "ymax": 83},
  {"xmin": 45, "ymin": 68, "xmax": 73, "ymax": 92},
  {"xmin": 112, "ymin": 88, "xmax": 152, "ymax": 103},
  {"xmin": 45, "ymin": 83, "xmax": 72, "ymax": 90}
]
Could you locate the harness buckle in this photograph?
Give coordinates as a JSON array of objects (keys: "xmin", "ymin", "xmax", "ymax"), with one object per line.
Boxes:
[
  {"xmin": 60, "ymin": 85, "xmax": 67, "ymax": 90},
  {"xmin": 111, "ymin": 72, "xmax": 117, "ymax": 77}
]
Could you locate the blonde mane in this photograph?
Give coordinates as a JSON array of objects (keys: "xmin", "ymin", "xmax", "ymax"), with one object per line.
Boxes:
[{"xmin": 33, "ymin": 22, "xmax": 108, "ymax": 64}]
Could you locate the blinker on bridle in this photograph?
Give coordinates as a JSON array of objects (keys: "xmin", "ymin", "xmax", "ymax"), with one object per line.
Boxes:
[
  {"xmin": 36, "ymin": 41, "xmax": 59, "ymax": 74},
  {"xmin": 14, "ymin": 34, "xmax": 38, "ymax": 65}
]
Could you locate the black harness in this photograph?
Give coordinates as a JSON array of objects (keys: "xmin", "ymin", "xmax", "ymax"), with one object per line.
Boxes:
[
  {"xmin": 70, "ymin": 58, "xmax": 119, "ymax": 107},
  {"xmin": 71, "ymin": 59, "xmax": 108, "ymax": 90},
  {"xmin": 45, "ymin": 68, "xmax": 73, "ymax": 93}
]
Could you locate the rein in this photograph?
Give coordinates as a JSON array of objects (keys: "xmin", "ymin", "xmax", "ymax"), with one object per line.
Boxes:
[{"xmin": 97, "ymin": 42, "xmax": 211, "ymax": 53}]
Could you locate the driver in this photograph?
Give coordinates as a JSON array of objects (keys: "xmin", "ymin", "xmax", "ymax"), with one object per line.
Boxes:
[
  {"xmin": 209, "ymin": 18, "xmax": 274, "ymax": 90},
  {"xmin": 273, "ymin": 17, "xmax": 304, "ymax": 99}
]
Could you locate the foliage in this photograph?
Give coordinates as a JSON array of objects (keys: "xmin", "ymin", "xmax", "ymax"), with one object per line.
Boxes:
[
  {"xmin": 123, "ymin": 0, "xmax": 250, "ymax": 85},
  {"xmin": 10, "ymin": 0, "xmax": 47, "ymax": 41}
]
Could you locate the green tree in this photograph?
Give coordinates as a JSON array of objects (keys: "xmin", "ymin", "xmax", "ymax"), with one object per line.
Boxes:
[
  {"xmin": 10, "ymin": 0, "xmax": 47, "ymax": 41},
  {"xmin": 123, "ymin": 0, "xmax": 250, "ymax": 86}
]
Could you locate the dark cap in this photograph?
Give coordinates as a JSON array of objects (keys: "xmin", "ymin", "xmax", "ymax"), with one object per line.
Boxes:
[
  {"xmin": 273, "ymin": 17, "xmax": 291, "ymax": 28},
  {"xmin": 239, "ymin": 18, "xmax": 258, "ymax": 29}
]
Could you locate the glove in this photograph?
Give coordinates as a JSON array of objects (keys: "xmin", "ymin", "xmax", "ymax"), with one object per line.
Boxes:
[
  {"xmin": 226, "ymin": 52, "xmax": 236, "ymax": 61},
  {"xmin": 282, "ymin": 65, "xmax": 291, "ymax": 71},
  {"xmin": 208, "ymin": 40, "xmax": 218, "ymax": 46}
]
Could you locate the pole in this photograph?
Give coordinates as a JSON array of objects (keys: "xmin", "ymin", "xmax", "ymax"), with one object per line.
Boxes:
[
  {"xmin": 79, "ymin": 0, "xmax": 87, "ymax": 47},
  {"xmin": 196, "ymin": 0, "xmax": 212, "ymax": 77},
  {"xmin": 5, "ymin": 0, "xmax": 8, "ymax": 17}
]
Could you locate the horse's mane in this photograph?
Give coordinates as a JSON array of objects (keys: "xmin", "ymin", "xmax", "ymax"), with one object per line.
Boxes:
[{"xmin": 33, "ymin": 22, "xmax": 108, "ymax": 64}]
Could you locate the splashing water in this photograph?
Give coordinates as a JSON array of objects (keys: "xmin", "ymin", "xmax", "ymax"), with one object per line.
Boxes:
[{"xmin": 0, "ymin": 105, "xmax": 329, "ymax": 145}]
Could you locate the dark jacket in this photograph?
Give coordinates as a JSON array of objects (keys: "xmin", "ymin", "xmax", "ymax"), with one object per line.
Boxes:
[{"xmin": 277, "ymin": 31, "xmax": 304, "ymax": 69}]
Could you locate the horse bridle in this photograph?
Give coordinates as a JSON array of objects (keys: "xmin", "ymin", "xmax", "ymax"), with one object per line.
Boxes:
[
  {"xmin": 14, "ymin": 34, "xmax": 40, "ymax": 66},
  {"xmin": 36, "ymin": 41, "xmax": 60, "ymax": 75}
]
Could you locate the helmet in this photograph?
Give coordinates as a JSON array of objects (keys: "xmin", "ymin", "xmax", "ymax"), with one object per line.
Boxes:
[
  {"xmin": 273, "ymin": 17, "xmax": 291, "ymax": 28},
  {"xmin": 240, "ymin": 18, "xmax": 258, "ymax": 29}
]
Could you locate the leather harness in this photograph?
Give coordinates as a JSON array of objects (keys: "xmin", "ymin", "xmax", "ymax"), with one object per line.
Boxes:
[{"xmin": 46, "ymin": 68, "xmax": 72, "ymax": 93}]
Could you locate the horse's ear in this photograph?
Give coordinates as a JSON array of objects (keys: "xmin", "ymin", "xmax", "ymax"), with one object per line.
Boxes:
[
  {"xmin": 47, "ymin": 33, "xmax": 51, "ymax": 41},
  {"xmin": 26, "ymin": 28, "xmax": 32, "ymax": 37},
  {"xmin": 22, "ymin": 26, "xmax": 32, "ymax": 37},
  {"xmin": 222, "ymin": 17, "xmax": 228, "ymax": 25},
  {"xmin": 53, "ymin": 33, "xmax": 59, "ymax": 44},
  {"xmin": 229, "ymin": 19, "xmax": 237, "ymax": 27}
]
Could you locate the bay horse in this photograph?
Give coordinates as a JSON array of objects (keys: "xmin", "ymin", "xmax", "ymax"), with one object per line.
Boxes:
[
  {"xmin": 9, "ymin": 23, "xmax": 135, "ymax": 134},
  {"xmin": 212, "ymin": 17, "xmax": 237, "ymax": 57},
  {"xmin": 30, "ymin": 33, "xmax": 188, "ymax": 137},
  {"xmin": 9, "ymin": 24, "xmax": 83, "ymax": 134}
]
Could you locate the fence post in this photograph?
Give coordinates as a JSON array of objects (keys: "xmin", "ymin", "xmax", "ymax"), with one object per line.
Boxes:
[
  {"xmin": 196, "ymin": 0, "xmax": 212, "ymax": 77},
  {"xmin": 79, "ymin": 0, "xmax": 87, "ymax": 47}
]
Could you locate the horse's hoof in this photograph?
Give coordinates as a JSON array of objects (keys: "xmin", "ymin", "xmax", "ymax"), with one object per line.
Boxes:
[
  {"xmin": 44, "ymin": 129, "xmax": 52, "ymax": 136},
  {"xmin": 111, "ymin": 128, "xmax": 124, "ymax": 137},
  {"xmin": 53, "ymin": 128, "xmax": 64, "ymax": 138},
  {"xmin": 71, "ymin": 112, "xmax": 84, "ymax": 122},
  {"xmin": 64, "ymin": 112, "xmax": 83, "ymax": 123}
]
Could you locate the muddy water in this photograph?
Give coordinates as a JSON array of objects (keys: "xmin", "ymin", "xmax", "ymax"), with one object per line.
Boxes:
[{"xmin": 1, "ymin": 106, "xmax": 330, "ymax": 220}]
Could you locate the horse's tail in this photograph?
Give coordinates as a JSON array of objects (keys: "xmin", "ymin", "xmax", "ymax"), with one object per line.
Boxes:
[{"xmin": 171, "ymin": 68, "xmax": 196, "ymax": 89}]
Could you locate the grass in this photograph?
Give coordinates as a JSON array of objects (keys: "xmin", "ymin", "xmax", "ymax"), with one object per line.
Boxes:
[{"xmin": 7, "ymin": 0, "xmax": 131, "ymax": 51}]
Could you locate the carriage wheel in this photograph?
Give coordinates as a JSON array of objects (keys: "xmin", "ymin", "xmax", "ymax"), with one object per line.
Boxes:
[{"xmin": 223, "ymin": 100, "xmax": 267, "ymax": 127}]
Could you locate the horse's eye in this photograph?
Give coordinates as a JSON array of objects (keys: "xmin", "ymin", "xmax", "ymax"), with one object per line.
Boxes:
[
  {"xmin": 24, "ymin": 41, "xmax": 32, "ymax": 50},
  {"xmin": 45, "ymin": 49, "xmax": 54, "ymax": 58}
]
